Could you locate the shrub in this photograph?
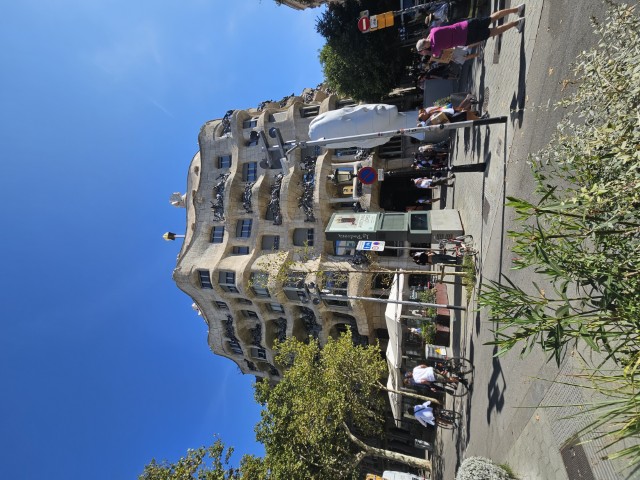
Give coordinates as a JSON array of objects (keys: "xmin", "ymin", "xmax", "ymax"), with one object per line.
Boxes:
[
  {"xmin": 456, "ymin": 456, "xmax": 514, "ymax": 480},
  {"xmin": 478, "ymin": 0, "xmax": 640, "ymax": 466}
]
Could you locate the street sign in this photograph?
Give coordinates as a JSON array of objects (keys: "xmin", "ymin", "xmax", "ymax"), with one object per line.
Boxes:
[
  {"xmin": 357, "ymin": 16, "xmax": 370, "ymax": 33},
  {"xmin": 357, "ymin": 240, "xmax": 386, "ymax": 251},
  {"xmin": 377, "ymin": 168, "xmax": 385, "ymax": 181},
  {"xmin": 357, "ymin": 166, "xmax": 378, "ymax": 184}
]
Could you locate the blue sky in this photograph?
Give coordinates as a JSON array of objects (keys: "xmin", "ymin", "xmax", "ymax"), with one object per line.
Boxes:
[{"xmin": 0, "ymin": 1, "xmax": 325, "ymax": 478}]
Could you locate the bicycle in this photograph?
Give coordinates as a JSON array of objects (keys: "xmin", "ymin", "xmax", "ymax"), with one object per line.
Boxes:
[
  {"xmin": 438, "ymin": 235, "xmax": 477, "ymax": 257},
  {"xmin": 438, "ymin": 356, "xmax": 474, "ymax": 377},
  {"xmin": 406, "ymin": 358, "xmax": 473, "ymax": 397},
  {"xmin": 433, "ymin": 407, "xmax": 462, "ymax": 429},
  {"xmin": 432, "ymin": 357, "xmax": 474, "ymax": 397}
]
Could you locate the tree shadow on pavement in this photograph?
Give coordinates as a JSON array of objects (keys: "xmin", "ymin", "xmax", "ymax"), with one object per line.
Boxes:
[
  {"xmin": 486, "ymin": 344, "xmax": 506, "ymax": 423},
  {"xmin": 510, "ymin": 28, "xmax": 527, "ymax": 127},
  {"xmin": 454, "ymin": 335, "xmax": 476, "ymax": 471},
  {"xmin": 463, "ymin": 61, "xmax": 487, "ymax": 156}
]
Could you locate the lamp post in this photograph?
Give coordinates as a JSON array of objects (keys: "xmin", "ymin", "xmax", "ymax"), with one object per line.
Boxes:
[
  {"xmin": 162, "ymin": 232, "xmax": 185, "ymax": 241},
  {"xmin": 305, "ymin": 282, "xmax": 465, "ymax": 311}
]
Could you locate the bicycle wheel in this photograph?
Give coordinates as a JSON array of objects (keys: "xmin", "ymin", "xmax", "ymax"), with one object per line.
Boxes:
[
  {"xmin": 449, "ymin": 380, "xmax": 469, "ymax": 397},
  {"xmin": 437, "ymin": 380, "xmax": 469, "ymax": 397},
  {"xmin": 446, "ymin": 357, "xmax": 474, "ymax": 376},
  {"xmin": 435, "ymin": 409, "xmax": 461, "ymax": 428},
  {"xmin": 458, "ymin": 245, "xmax": 478, "ymax": 256}
]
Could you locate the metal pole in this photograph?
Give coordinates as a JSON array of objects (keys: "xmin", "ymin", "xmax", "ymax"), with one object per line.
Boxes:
[
  {"xmin": 319, "ymin": 292, "xmax": 466, "ymax": 311},
  {"xmin": 381, "ymin": 245, "xmax": 463, "ymax": 254}
]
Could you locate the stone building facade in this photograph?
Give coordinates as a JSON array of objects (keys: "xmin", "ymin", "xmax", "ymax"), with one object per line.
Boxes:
[
  {"xmin": 170, "ymin": 89, "xmax": 431, "ymax": 381},
  {"xmin": 169, "ymin": 89, "xmax": 447, "ymax": 475}
]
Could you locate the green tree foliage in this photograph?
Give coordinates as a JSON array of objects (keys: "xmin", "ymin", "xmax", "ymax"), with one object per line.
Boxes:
[
  {"xmin": 139, "ymin": 438, "xmax": 267, "ymax": 480},
  {"xmin": 316, "ymin": 0, "xmax": 411, "ymax": 101},
  {"xmin": 478, "ymin": 0, "xmax": 640, "ymax": 466},
  {"xmin": 254, "ymin": 331, "xmax": 431, "ymax": 479}
]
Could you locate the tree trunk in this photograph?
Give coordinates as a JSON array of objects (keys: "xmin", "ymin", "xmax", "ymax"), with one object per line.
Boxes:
[
  {"xmin": 343, "ymin": 423, "xmax": 432, "ymax": 472},
  {"xmin": 376, "ymin": 381, "xmax": 441, "ymax": 406}
]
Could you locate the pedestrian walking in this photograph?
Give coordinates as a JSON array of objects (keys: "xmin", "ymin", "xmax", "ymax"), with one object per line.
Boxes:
[
  {"xmin": 413, "ymin": 251, "xmax": 429, "ymax": 265},
  {"xmin": 416, "ymin": 4, "xmax": 526, "ymax": 60},
  {"xmin": 412, "ymin": 176, "xmax": 455, "ymax": 189},
  {"xmin": 416, "ymin": 196, "xmax": 440, "ymax": 205}
]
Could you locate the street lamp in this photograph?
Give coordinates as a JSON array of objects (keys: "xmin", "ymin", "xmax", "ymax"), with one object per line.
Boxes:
[
  {"xmin": 304, "ymin": 281, "xmax": 465, "ymax": 311},
  {"xmin": 163, "ymin": 232, "xmax": 185, "ymax": 241}
]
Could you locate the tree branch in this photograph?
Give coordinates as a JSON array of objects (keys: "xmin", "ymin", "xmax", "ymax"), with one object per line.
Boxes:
[
  {"xmin": 342, "ymin": 423, "xmax": 431, "ymax": 471},
  {"xmin": 376, "ymin": 381, "xmax": 441, "ymax": 405}
]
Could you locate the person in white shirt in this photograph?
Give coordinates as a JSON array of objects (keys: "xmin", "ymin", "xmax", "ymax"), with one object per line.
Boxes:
[
  {"xmin": 409, "ymin": 401, "xmax": 435, "ymax": 427},
  {"xmin": 412, "ymin": 176, "xmax": 455, "ymax": 189},
  {"xmin": 404, "ymin": 364, "xmax": 459, "ymax": 386}
]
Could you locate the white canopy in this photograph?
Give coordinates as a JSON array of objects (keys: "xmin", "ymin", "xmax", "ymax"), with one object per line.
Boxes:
[{"xmin": 385, "ymin": 273, "xmax": 404, "ymax": 425}]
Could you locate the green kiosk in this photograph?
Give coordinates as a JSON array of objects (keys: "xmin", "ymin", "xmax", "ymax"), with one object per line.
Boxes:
[{"xmin": 324, "ymin": 210, "xmax": 464, "ymax": 245}]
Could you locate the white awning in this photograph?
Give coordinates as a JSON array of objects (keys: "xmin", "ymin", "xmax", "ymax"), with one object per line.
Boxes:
[{"xmin": 385, "ymin": 273, "xmax": 404, "ymax": 425}]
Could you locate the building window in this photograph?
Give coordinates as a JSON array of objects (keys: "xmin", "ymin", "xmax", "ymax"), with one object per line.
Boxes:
[
  {"xmin": 269, "ymin": 303, "xmax": 285, "ymax": 313},
  {"xmin": 300, "ymin": 105, "xmax": 320, "ymax": 118},
  {"xmin": 210, "ymin": 226, "xmax": 225, "ymax": 244},
  {"xmin": 232, "ymin": 246, "xmax": 250, "ymax": 255},
  {"xmin": 246, "ymin": 138, "xmax": 259, "ymax": 147},
  {"xmin": 218, "ymin": 155, "xmax": 232, "ymax": 168},
  {"xmin": 228, "ymin": 340, "xmax": 243, "ymax": 355},
  {"xmin": 334, "ymin": 240, "xmax": 357, "ymax": 256},
  {"xmin": 236, "ymin": 219, "xmax": 253, "ymax": 238},
  {"xmin": 322, "ymin": 272, "xmax": 348, "ymax": 296},
  {"xmin": 261, "ymin": 235, "xmax": 280, "ymax": 251},
  {"xmin": 242, "ymin": 162, "xmax": 258, "ymax": 182},
  {"xmin": 237, "ymin": 298, "xmax": 253, "ymax": 305},
  {"xmin": 242, "ymin": 118, "xmax": 258, "ymax": 129},
  {"xmin": 334, "ymin": 147, "xmax": 358, "ymax": 157},
  {"xmin": 293, "ymin": 228, "xmax": 314, "ymax": 247},
  {"xmin": 324, "ymin": 298, "xmax": 351, "ymax": 308},
  {"xmin": 378, "ymin": 136, "xmax": 403, "ymax": 160},
  {"xmin": 198, "ymin": 270, "xmax": 213, "ymax": 289},
  {"xmin": 251, "ymin": 272, "xmax": 270, "ymax": 298},
  {"xmin": 215, "ymin": 301, "xmax": 228, "ymax": 310},
  {"xmin": 251, "ymin": 346, "xmax": 267, "ymax": 360},
  {"xmin": 243, "ymin": 310, "xmax": 259, "ymax": 319},
  {"xmin": 283, "ymin": 273, "xmax": 308, "ymax": 302},
  {"xmin": 219, "ymin": 271, "xmax": 238, "ymax": 293}
]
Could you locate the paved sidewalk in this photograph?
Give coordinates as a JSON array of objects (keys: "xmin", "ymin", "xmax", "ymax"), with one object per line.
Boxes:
[{"xmin": 434, "ymin": 1, "xmax": 629, "ymax": 479}]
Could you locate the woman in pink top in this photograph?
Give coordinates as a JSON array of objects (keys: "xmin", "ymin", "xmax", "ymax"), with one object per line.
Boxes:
[{"xmin": 416, "ymin": 4, "xmax": 525, "ymax": 59}]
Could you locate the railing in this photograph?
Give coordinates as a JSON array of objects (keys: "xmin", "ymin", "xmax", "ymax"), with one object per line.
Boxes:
[
  {"xmin": 250, "ymin": 323, "xmax": 262, "ymax": 347},
  {"xmin": 242, "ymin": 182, "xmax": 255, "ymax": 214},
  {"xmin": 211, "ymin": 173, "xmax": 230, "ymax": 221},
  {"xmin": 274, "ymin": 317, "xmax": 287, "ymax": 343},
  {"xmin": 220, "ymin": 110, "xmax": 233, "ymax": 136},
  {"xmin": 300, "ymin": 306, "xmax": 321, "ymax": 339},
  {"xmin": 298, "ymin": 155, "xmax": 316, "ymax": 222},
  {"xmin": 267, "ymin": 173, "xmax": 284, "ymax": 225},
  {"xmin": 223, "ymin": 314, "xmax": 239, "ymax": 343}
]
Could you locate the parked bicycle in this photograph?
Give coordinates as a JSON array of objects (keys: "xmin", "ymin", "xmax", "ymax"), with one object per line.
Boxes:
[
  {"xmin": 404, "ymin": 357, "xmax": 474, "ymax": 397},
  {"xmin": 438, "ymin": 235, "xmax": 477, "ymax": 257},
  {"xmin": 408, "ymin": 401, "xmax": 462, "ymax": 429},
  {"xmin": 434, "ymin": 407, "xmax": 462, "ymax": 429}
]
